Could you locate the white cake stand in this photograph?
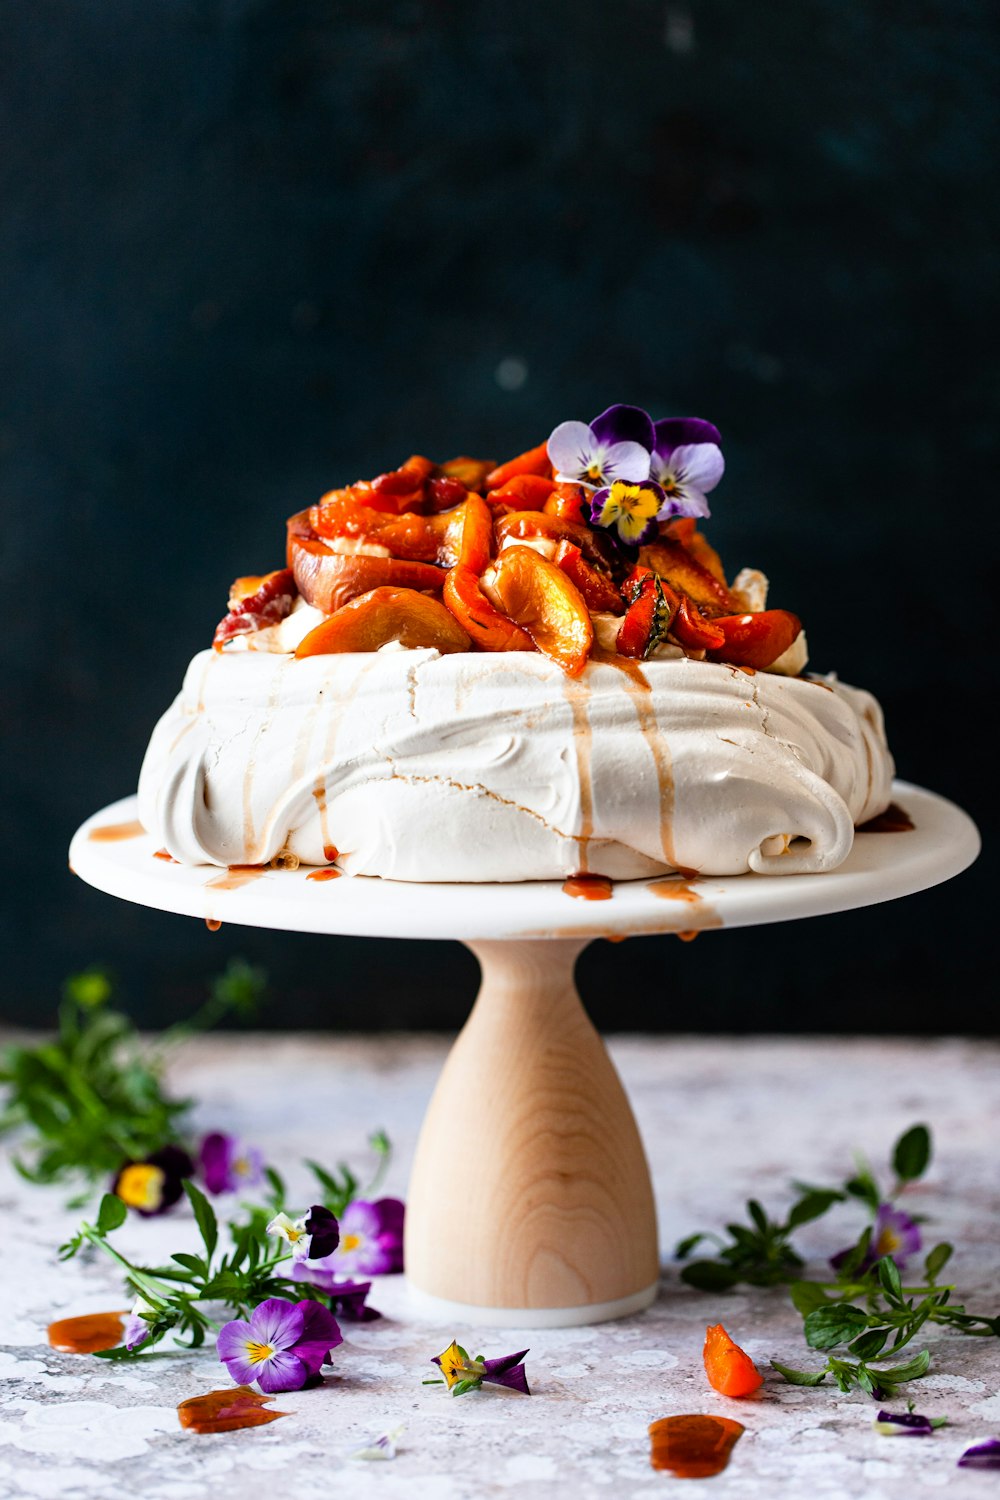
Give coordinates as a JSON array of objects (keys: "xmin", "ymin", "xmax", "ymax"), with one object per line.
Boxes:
[{"xmin": 70, "ymin": 780, "xmax": 978, "ymax": 1328}]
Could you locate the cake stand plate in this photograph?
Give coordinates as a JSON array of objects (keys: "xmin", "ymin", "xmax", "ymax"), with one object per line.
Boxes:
[{"xmin": 69, "ymin": 781, "xmax": 979, "ymax": 1327}]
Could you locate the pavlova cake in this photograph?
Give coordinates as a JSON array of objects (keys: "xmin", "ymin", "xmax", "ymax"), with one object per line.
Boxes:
[{"xmin": 138, "ymin": 404, "xmax": 894, "ymax": 880}]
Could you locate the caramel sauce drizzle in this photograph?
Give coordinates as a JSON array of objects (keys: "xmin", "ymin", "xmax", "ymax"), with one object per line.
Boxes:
[
  {"xmin": 205, "ymin": 918, "xmax": 222, "ymax": 932},
  {"xmin": 562, "ymin": 874, "xmax": 612, "ymax": 901},
  {"xmin": 307, "ymin": 868, "xmax": 342, "ymax": 882},
  {"xmin": 857, "ymin": 801, "xmax": 914, "ymax": 834},
  {"xmin": 48, "ymin": 1312, "xmax": 126, "ymax": 1353},
  {"xmin": 153, "ymin": 848, "xmax": 178, "ymax": 862},
  {"xmin": 562, "ymin": 678, "xmax": 594, "ymax": 873},
  {"xmin": 177, "ymin": 1386, "xmax": 288, "ymax": 1434},
  {"xmin": 648, "ymin": 1414, "xmax": 744, "ymax": 1477},
  {"xmin": 205, "ymin": 865, "xmax": 267, "ymax": 891},
  {"xmin": 88, "ymin": 820, "xmax": 145, "ymax": 843},
  {"xmin": 595, "ymin": 651, "xmax": 677, "ymax": 869}
]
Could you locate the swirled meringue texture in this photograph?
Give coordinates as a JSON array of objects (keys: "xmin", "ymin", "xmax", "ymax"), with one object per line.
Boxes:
[{"xmin": 138, "ymin": 644, "xmax": 894, "ymax": 882}]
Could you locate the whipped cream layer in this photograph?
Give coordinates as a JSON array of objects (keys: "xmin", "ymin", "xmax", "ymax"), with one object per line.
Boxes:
[{"xmin": 138, "ymin": 647, "xmax": 894, "ymax": 881}]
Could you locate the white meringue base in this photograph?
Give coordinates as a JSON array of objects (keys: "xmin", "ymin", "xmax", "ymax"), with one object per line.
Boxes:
[{"xmin": 137, "ymin": 646, "xmax": 894, "ymax": 880}]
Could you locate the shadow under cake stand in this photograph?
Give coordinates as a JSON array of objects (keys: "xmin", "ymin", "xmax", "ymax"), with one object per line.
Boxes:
[{"xmin": 70, "ymin": 780, "xmax": 979, "ymax": 1329}]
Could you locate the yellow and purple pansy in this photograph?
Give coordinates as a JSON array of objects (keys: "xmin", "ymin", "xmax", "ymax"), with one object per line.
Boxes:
[
  {"xmin": 589, "ymin": 478, "xmax": 668, "ymax": 548},
  {"xmin": 428, "ymin": 1338, "xmax": 531, "ymax": 1396},
  {"xmin": 111, "ymin": 1145, "xmax": 193, "ymax": 1217}
]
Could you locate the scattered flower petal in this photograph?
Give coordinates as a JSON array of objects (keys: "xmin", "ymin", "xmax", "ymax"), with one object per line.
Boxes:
[
  {"xmin": 122, "ymin": 1296, "xmax": 157, "ymax": 1351},
  {"xmin": 873, "ymin": 1409, "xmax": 943, "ymax": 1436},
  {"xmin": 198, "ymin": 1132, "xmax": 265, "ymax": 1195},
  {"xmin": 958, "ymin": 1437, "xmax": 1000, "ymax": 1468},
  {"xmin": 430, "ymin": 1339, "xmax": 531, "ymax": 1396},
  {"xmin": 348, "ymin": 1424, "xmax": 405, "ymax": 1461}
]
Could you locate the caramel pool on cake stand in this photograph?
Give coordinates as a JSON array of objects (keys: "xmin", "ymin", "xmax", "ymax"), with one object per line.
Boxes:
[{"xmin": 70, "ymin": 781, "xmax": 978, "ymax": 1328}]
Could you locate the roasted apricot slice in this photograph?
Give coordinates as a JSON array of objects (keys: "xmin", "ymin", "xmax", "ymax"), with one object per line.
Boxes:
[
  {"xmin": 485, "ymin": 441, "xmax": 552, "ymax": 491},
  {"xmin": 487, "ymin": 474, "xmax": 558, "ymax": 510},
  {"xmin": 295, "ymin": 587, "xmax": 470, "ymax": 657},
  {"xmin": 543, "ymin": 482, "xmax": 591, "ymax": 524},
  {"xmin": 288, "ymin": 533, "xmax": 446, "ymax": 614},
  {"xmin": 309, "ymin": 497, "xmax": 446, "ymax": 560},
  {"xmin": 442, "ymin": 566, "xmax": 535, "ymax": 652},
  {"xmin": 440, "ymin": 455, "xmax": 494, "ymax": 492},
  {"xmin": 665, "ymin": 517, "xmax": 729, "ymax": 587},
  {"xmin": 703, "ymin": 1324, "xmax": 763, "ymax": 1398},
  {"xmin": 641, "ymin": 541, "xmax": 738, "ymax": 616},
  {"xmin": 481, "ymin": 546, "xmax": 593, "ymax": 676},
  {"xmin": 451, "ymin": 491, "xmax": 494, "ymax": 574},
  {"xmin": 706, "ymin": 609, "xmax": 801, "ymax": 669},
  {"xmin": 671, "ymin": 595, "xmax": 727, "ymax": 651},
  {"xmin": 553, "ymin": 540, "xmax": 623, "ymax": 614},
  {"xmin": 214, "ymin": 568, "xmax": 297, "ymax": 649}
]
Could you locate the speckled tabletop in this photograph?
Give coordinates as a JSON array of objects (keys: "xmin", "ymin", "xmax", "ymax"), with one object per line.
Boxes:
[{"xmin": 1, "ymin": 1033, "xmax": 998, "ymax": 1500}]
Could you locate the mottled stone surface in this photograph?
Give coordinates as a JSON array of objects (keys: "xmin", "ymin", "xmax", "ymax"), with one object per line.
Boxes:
[{"xmin": 1, "ymin": 1033, "xmax": 998, "ymax": 1498}]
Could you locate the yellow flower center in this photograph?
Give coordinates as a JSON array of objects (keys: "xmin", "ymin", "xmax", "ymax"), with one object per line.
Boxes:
[
  {"xmin": 246, "ymin": 1341, "xmax": 275, "ymax": 1364},
  {"xmin": 586, "ymin": 463, "xmax": 603, "ymax": 483},
  {"xmin": 115, "ymin": 1164, "xmax": 166, "ymax": 1211},
  {"xmin": 875, "ymin": 1226, "xmax": 901, "ymax": 1256},
  {"xmin": 341, "ymin": 1233, "xmax": 363, "ymax": 1252}
]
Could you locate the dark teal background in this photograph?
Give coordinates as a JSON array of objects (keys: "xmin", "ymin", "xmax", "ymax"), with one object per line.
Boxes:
[{"xmin": 2, "ymin": 1, "xmax": 995, "ymax": 1031}]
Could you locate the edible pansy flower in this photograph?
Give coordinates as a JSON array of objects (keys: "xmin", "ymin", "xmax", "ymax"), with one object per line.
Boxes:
[
  {"xmin": 589, "ymin": 478, "xmax": 668, "ymax": 549},
  {"xmin": 547, "ymin": 404, "xmax": 654, "ymax": 490},
  {"xmin": 649, "ymin": 417, "xmax": 725, "ymax": 519},
  {"xmin": 429, "ymin": 1339, "xmax": 531, "ymax": 1396},
  {"xmin": 831, "ymin": 1203, "xmax": 922, "ymax": 1273},
  {"xmin": 216, "ymin": 1298, "xmax": 343, "ymax": 1394},
  {"xmin": 958, "ymin": 1437, "xmax": 1000, "ymax": 1469},
  {"xmin": 266, "ymin": 1204, "xmax": 340, "ymax": 1260},
  {"xmin": 111, "ymin": 1145, "xmax": 193, "ymax": 1217},
  {"xmin": 318, "ymin": 1198, "xmax": 405, "ymax": 1275},
  {"xmin": 289, "ymin": 1263, "xmax": 382, "ymax": 1321},
  {"xmin": 122, "ymin": 1296, "xmax": 157, "ymax": 1352},
  {"xmin": 198, "ymin": 1131, "xmax": 265, "ymax": 1196},
  {"xmin": 873, "ymin": 1409, "xmax": 947, "ymax": 1436}
]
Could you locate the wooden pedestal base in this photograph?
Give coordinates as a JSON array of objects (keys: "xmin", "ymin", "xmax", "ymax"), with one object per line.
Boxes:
[{"xmin": 404, "ymin": 938, "xmax": 660, "ymax": 1326}]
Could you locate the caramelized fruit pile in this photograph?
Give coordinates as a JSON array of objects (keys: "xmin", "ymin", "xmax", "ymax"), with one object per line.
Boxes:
[{"xmin": 213, "ymin": 443, "xmax": 801, "ymax": 678}]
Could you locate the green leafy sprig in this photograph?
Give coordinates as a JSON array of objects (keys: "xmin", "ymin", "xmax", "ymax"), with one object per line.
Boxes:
[{"xmin": 676, "ymin": 1124, "xmax": 999, "ymax": 1397}]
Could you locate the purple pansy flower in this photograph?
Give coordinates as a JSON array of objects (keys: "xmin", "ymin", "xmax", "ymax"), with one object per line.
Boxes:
[
  {"xmin": 589, "ymin": 478, "xmax": 668, "ymax": 549},
  {"xmin": 873, "ymin": 1409, "xmax": 946, "ymax": 1436},
  {"xmin": 265, "ymin": 1204, "xmax": 339, "ymax": 1259},
  {"xmin": 958, "ymin": 1438, "xmax": 1000, "ymax": 1468},
  {"xmin": 122, "ymin": 1297, "xmax": 155, "ymax": 1351},
  {"xmin": 431, "ymin": 1339, "xmax": 531, "ymax": 1395},
  {"xmin": 217, "ymin": 1298, "xmax": 343, "ymax": 1394},
  {"xmin": 111, "ymin": 1144, "xmax": 194, "ymax": 1217},
  {"xmin": 198, "ymin": 1132, "xmax": 265, "ymax": 1196},
  {"xmin": 317, "ymin": 1198, "xmax": 405, "ymax": 1276},
  {"xmin": 547, "ymin": 404, "xmax": 654, "ymax": 490},
  {"xmin": 649, "ymin": 417, "xmax": 725, "ymax": 519},
  {"xmin": 831, "ymin": 1202, "xmax": 922, "ymax": 1273},
  {"xmin": 289, "ymin": 1264, "xmax": 382, "ymax": 1321}
]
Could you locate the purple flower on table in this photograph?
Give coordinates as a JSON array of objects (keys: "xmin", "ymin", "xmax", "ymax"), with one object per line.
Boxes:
[
  {"xmin": 430, "ymin": 1339, "xmax": 531, "ymax": 1396},
  {"xmin": 217, "ymin": 1298, "xmax": 343, "ymax": 1394},
  {"xmin": 315, "ymin": 1198, "xmax": 405, "ymax": 1276},
  {"xmin": 111, "ymin": 1144, "xmax": 194, "ymax": 1217},
  {"xmin": 873, "ymin": 1409, "xmax": 946, "ymax": 1436},
  {"xmin": 265, "ymin": 1204, "xmax": 339, "ymax": 1259},
  {"xmin": 547, "ymin": 404, "xmax": 654, "ymax": 490},
  {"xmin": 589, "ymin": 478, "xmax": 669, "ymax": 549},
  {"xmin": 122, "ymin": 1297, "xmax": 155, "ymax": 1351},
  {"xmin": 289, "ymin": 1264, "xmax": 382, "ymax": 1321},
  {"xmin": 958, "ymin": 1437, "xmax": 1000, "ymax": 1468},
  {"xmin": 649, "ymin": 417, "xmax": 725, "ymax": 520},
  {"xmin": 831, "ymin": 1203, "xmax": 922, "ymax": 1274},
  {"xmin": 198, "ymin": 1131, "xmax": 265, "ymax": 1196}
]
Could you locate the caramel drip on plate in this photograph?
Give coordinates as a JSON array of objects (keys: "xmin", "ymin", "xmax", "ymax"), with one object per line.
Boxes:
[
  {"xmin": 648, "ymin": 1414, "xmax": 744, "ymax": 1477},
  {"xmin": 88, "ymin": 820, "xmax": 145, "ymax": 842},
  {"xmin": 648, "ymin": 877, "xmax": 702, "ymax": 904},
  {"xmin": 205, "ymin": 865, "xmax": 267, "ymax": 891},
  {"xmin": 205, "ymin": 918, "xmax": 222, "ymax": 931},
  {"xmin": 562, "ymin": 677, "xmax": 594, "ymax": 873},
  {"xmin": 648, "ymin": 874, "xmax": 724, "ymax": 937},
  {"xmin": 595, "ymin": 652, "xmax": 677, "ymax": 868},
  {"xmin": 177, "ymin": 1386, "xmax": 288, "ymax": 1435},
  {"xmin": 562, "ymin": 874, "xmax": 612, "ymax": 900},
  {"xmin": 857, "ymin": 801, "xmax": 914, "ymax": 833},
  {"xmin": 48, "ymin": 1312, "xmax": 126, "ymax": 1353},
  {"xmin": 306, "ymin": 867, "xmax": 341, "ymax": 882}
]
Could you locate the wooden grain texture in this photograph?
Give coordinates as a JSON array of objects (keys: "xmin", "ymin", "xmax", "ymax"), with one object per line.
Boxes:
[{"xmin": 405, "ymin": 938, "xmax": 659, "ymax": 1309}]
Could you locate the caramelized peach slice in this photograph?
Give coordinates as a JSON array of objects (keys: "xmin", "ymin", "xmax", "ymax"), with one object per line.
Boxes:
[
  {"xmin": 616, "ymin": 572, "xmax": 680, "ymax": 659},
  {"xmin": 543, "ymin": 482, "xmax": 590, "ymax": 524},
  {"xmin": 485, "ymin": 441, "xmax": 552, "ymax": 491},
  {"xmin": 670, "ymin": 595, "xmax": 726, "ymax": 651},
  {"xmin": 553, "ymin": 540, "xmax": 623, "ymax": 614},
  {"xmin": 442, "ymin": 566, "xmax": 535, "ymax": 652},
  {"xmin": 487, "ymin": 474, "xmax": 557, "ymax": 510},
  {"xmin": 494, "ymin": 509, "xmax": 611, "ymax": 568},
  {"xmin": 288, "ymin": 532, "xmax": 445, "ymax": 613},
  {"xmin": 440, "ymin": 455, "xmax": 495, "ymax": 492},
  {"xmin": 452, "ymin": 492, "xmax": 494, "ymax": 574},
  {"xmin": 640, "ymin": 541, "xmax": 738, "ymax": 616},
  {"xmin": 665, "ymin": 517, "xmax": 729, "ymax": 587},
  {"xmin": 482, "ymin": 546, "xmax": 593, "ymax": 676},
  {"xmin": 214, "ymin": 568, "xmax": 297, "ymax": 649},
  {"xmin": 309, "ymin": 497, "xmax": 445, "ymax": 560},
  {"xmin": 295, "ymin": 587, "xmax": 470, "ymax": 657},
  {"xmin": 706, "ymin": 610, "xmax": 802, "ymax": 669}
]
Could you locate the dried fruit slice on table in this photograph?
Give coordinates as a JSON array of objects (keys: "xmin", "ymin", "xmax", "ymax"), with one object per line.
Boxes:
[
  {"xmin": 295, "ymin": 587, "xmax": 471, "ymax": 656},
  {"xmin": 703, "ymin": 1323, "xmax": 764, "ymax": 1397}
]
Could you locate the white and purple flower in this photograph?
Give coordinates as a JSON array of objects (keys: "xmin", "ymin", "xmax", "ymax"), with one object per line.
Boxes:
[
  {"xmin": 649, "ymin": 417, "xmax": 725, "ymax": 520},
  {"xmin": 198, "ymin": 1132, "xmax": 265, "ymax": 1196},
  {"xmin": 266, "ymin": 1204, "xmax": 341, "ymax": 1260},
  {"xmin": 217, "ymin": 1297, "xmax": 343, "ymax": 1393},
  {"xmin": 547, "ymin": 404, "xmax": 655, "ymax": 490}
]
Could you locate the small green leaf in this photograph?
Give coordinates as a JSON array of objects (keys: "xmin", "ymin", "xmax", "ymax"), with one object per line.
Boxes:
[
  {"xmin": 770, "ymin": 1359, "xmax": 828, "ymax": 1387},
  {"xmin": 788, "ymin": 1281, "xmax": 833, "ymax": 1317},
  {"xmin": 924, "ymin": 1242, "xmax": 953, "ymax": 1281},
  {"xmin": 873, "ymin": 1348, "xmax": 931, "ymax": 1385},
  {"xmin": 96, "ymin": 1192, "xmax": 128, "ymax": 1233},
  {"xmin": 892, "ymin": 1124, "xmax": 931, "ymax": 1183},
  {"xmin": 804, "ymin": 1303, "xmax": 870, "ymax": 1351},
  {"xmin": 877, "ymin": 1256, "xmax": 903, "ymax": 1302},
  {"xmin": 170, "ymin": 1252, "xmax": 207, "ymax": 1277},
  {"xmin": 183, "ymin": 1180, "xmax": 218, "ymax": 1261},
  {"xmin": 844, "ymin": 1171, "xmax": 880, "ymax": 1212},
  {"xmin": 787, "ymin": 1190, "xmax": 843, "ymax": 1229},
  {"xmin": 849, "ymin": 1327, "xmax": 890, "ymax": 1360},
  {"xmin": 679, "ymin": 1260, "xmax": 741, "ymax": 1292},
  {"xmin": 747, "ymin": 1200, "xmax": 769, "ymax": 1235},
  {"xmin": 855, "ymin": 1363, "xmax": 878, "ymax": 1397},
  {"xmin": 674, "ymin": 1232, "xmax": 706, "ymax": 1259}
]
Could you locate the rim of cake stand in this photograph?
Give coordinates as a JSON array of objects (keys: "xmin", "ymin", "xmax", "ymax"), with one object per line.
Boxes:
[{"xmin": 68, "ymin": 781, "xmax": 979, "ymax": 942}]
